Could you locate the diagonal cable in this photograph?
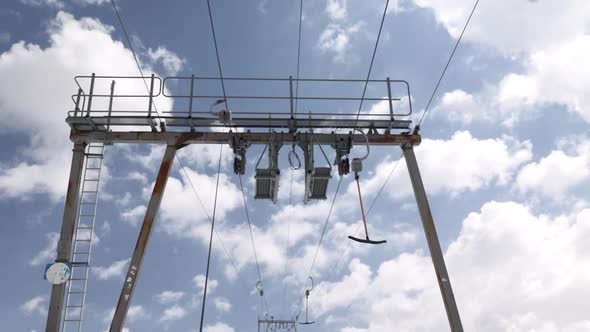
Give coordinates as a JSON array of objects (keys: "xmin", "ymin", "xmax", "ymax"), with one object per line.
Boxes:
[
  {"xmin": 198, "ymin": 145, "xmax": 224, "ymax": 332},
  {"xmin": 110, "ymin": 0, "xmax": 161, "ymax": 117},
  {"xmin": 417, "ymin": 0, "xmax": 480, "ymax": 126},
  {"xmin": 110, "ymin": 0, "xmax": 247, "ymax": 287},
  {"xmin": 354, "ymin": 0, "xmax": 390, "ymax": 123},
  {"xmin": 293, "ymin": 0, "xmax": 304, "ymax": 114},
  {"xmin": 331, "ymin": 151, "xmax": 404, "ymax": 273},
  {"xmin": 237, "ymin": 174, "xmax": 270, "ymax": 312},
  {"xmin": 295, "ymin": 0, "xmax": 390, "ymax": 314},
  {"xmin": 206, "ymin": 0, "xmax": 229, "ymax": 109}
]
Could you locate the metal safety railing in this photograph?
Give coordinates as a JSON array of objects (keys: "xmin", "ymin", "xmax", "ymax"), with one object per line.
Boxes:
[{"xmin": 67, "ymin": 74, "xmax": 413, "ymax": 132}]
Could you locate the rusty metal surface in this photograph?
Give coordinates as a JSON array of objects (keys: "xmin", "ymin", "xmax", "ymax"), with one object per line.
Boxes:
[
  {"xmin": 46, "ymin": 142, "xmax": 87, "ymax": 332},
  {"xmin": 110, "ymin": 145, "xmax": 177, "ymax": 331},
  {"xmin": 403, "ymin": 144, "xmax": 463, "ymax": 331},
  {"xmin": 70, "ymin": 130, "xmax": 421, "ymax": 146}
]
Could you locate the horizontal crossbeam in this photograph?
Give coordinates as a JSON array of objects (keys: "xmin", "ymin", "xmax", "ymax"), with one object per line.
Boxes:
[
  {"xmin": 66, "ymin": 115, "xmax": 411, "ymax": 132},
  {"xmin": 70, "ymin": 130, "xmax": 421, "ymax": 146}
]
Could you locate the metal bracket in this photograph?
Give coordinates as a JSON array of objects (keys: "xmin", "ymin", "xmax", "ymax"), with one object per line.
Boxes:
[
  {"xmin": 230, "ymin": 131, "xmax": 250, "ymax": 175},
  {"xmin": 333, "ymin": 132, "xmax": 353, "ymax": 176}
]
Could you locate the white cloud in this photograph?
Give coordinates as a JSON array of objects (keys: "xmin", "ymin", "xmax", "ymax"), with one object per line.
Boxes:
[
  {"xmin": 157, "ymin": 167, "xmax": 242, "ymax": 237},
  {"xmin": 213, "ymin": 297, "xmax": 232, "ymax": 312},
  {"xmin": 203, "ymin": 322, "xmax": 235, "ymax": 332},
  {"xmin": 326, "ymin": 0, "xmax": 347, "ymax": 20},
  {"xmin": 318, "ymin": 22, "xmax": 363, "ymax": 62},
  {"xmin": 159, "ymin": 304, "xmax": 187, "ymax": 322},
  {"xmin": 127, "ymin": 305, "xmax": 147, "ymax": 322},
  {"xmin": 426, "ymin": 6, "xmax": 590, "ymax": 127},
  {"xmin": 74, "ymin": 0, "xmax": 109, "ymax": 5},
  {"xmin": 29, "ymin": 232, "xmax": 59, "ymax": 266},
  {"xmin": 20, "ymin": 0, "xmax": 64, "ymax": 8},
  {"xmin": 92, "ymin": 258, "xmax": 129, "ymax": 280},
  {"xmin": 516, "ymin": 138, "xmax": 590, "ymax": 199},
  {"xmin": 361, "ymin": 131, "xmax": 532, "ymax": 200},
  {"xmin": 147, "ymin": 46, "xmax": 185, "ymax": 76},
  {"xmin": 316, "ymin": 201, "xmax": 590, "ymax": 331},
  {"xmin": 194, "ymin": 274, "xmax": 218, "ymax": 294},
  {"xmin": 412, "ymin": 0, "xmax": 590, "ymax": 55},
  {"xmin": 21, "ymin": 296, "xmax": 46, "ymax": 316},
  {"xmin": 127, "ymin": 171, "xmax": 148, "ymax": 184},
  {"xmin": 0, "ymin": 12, "xmax": 171, "ymax": 200},
  {"xmin": 155, "ymin": 290, "xmax": 185, "ymax": 304},
  {"xmin": 121, "ymin": 205, "xmax": 146, "ymax": 227}
]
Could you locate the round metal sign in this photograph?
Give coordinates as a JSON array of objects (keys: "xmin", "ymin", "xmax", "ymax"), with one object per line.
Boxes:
[{"xmin": 46, "ymin": 262, "xmax": 71, "ymax": 285}]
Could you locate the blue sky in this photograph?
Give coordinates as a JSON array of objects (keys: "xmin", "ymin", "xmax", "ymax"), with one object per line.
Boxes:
[{"xmin": 2, "ymin": 0, "xmax": 590, "ymax": 331}]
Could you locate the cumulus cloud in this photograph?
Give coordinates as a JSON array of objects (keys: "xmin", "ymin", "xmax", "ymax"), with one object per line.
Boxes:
[
  {"xmin": 326, "ymin": 0, "xmax": 347, "ymax": 20},
  {"xmin": 194, "ymin": 274, "xmax": 218, "ymax": 294},
  {"xmin": 21, "ymin": 296, "xmax": 46, "ymax": 316},
  {"xmin": 361, "ymin": 131, "xmax": 532, "ymax": 200},
  {"xmin": 203, "ymin": 322, "xmax": 235, "ymax": 332},
  {"xmin": 441, "ymin": 36, "xmax": 590, "ymax": 127},
  {"xmin": 159, "ymin": 304, "xmax": 187, "ymax": 322},
  {"xmin": 92, "ymin": 258, "xmax": 130, "ymax": 280},
  {"xmin": 29, "ymin": 232, "xmax": 59, "ymax": 266},
  {"xmin": 20, "ymin": 0, "xmax": 64, "ymax": 8},
  {"xmin": 121, "ymin": 205, "xmax": 146, "ymax": 227},
  {"xmin": 213, "ymin": 297, "xmax": 232, "ymax": 312},
  {"xmin": 516, "ymin": 137, "xmax": 590, "ymax": 200},
  {"xmin": 0, "ymin": 11, "xmax": 172, "ymax": 200},
  {"xmin": 155, "ymin": 290, "xmax": 185, "ymax": 304},
  {"xmin": 316, "ymin": 201, "xmax": 590, "ymax": 331},
  {"xmin": 318, "ymin": 22, "xmax": 363, "ymax": 62},
  {"xmin": 147, "ymin": 46, "xmax": 185, "ymax": 76},
  {"xmin": 412, "ymin": 0, "xmax": 590, "ymax": 55}
]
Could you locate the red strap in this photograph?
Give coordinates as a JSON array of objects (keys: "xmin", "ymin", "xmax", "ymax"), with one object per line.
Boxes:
[{"xmin": 356, "ymin": 175, "xmax": 370, "ymax": 239}]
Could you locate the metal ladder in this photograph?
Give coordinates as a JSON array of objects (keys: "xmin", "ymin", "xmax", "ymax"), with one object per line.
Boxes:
[{"xmin": 62, "ymin": 143, "xmax": 105, "ymax": 332}]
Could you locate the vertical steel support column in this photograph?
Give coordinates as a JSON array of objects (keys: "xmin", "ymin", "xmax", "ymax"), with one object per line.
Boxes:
[
  {"xmin": 86, "ymin": 73, "xmax": 96, "ymax": 117},
  {"xmin": 189, "ymin": 74, "xmax": 195, "ymax": 132},
  {"xmin": 107, "ymin": 80, "xmax": 116, "ymax": 131},
  {"xmin": 46, "ymin": 141, "xmax": 87, "ymax": 332},
  {"xmin": 386, "ymin": 77, "xmax": 394, "ymax": 120},
  {"xmin": 110, "ymin": 145, "xmax": 177, "ymax": 331},
  {"xmin": 289, "ymin": 76, "xmax": 294, "ymax": 119},
  {"xmin": 402, "ymin": 144, "xmax": 463, "ymax": 332}
]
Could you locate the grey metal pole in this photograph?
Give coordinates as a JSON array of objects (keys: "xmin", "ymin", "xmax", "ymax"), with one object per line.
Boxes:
[
  {"xmin": 110, "ymin": 145, "xmax": 177, "ymax": 331},
  {"xmin": 402, "ymin": 144, "xmax": 463, "ymax": 331},
  {"xmin": 46, "ymin": 141, "xmax": 87, "ymax": 332}
]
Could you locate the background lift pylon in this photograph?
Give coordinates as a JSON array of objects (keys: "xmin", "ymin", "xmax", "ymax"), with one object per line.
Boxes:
[{"xmin": 45, "ymin": 74, "xmax": 463, "ymax": 332}]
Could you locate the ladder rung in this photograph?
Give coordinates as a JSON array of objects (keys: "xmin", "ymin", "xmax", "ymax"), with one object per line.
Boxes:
[
  {"xmin": 69, "ymin": 278, "xmax": 86, "ymax": 281},
  {"xmin": 76, "ymin": 226, "xmax": 93, "ymax": 230},
  {"xmin": 85, "ymin": 153, "xmax": 103, "ymax": 157},
  {"xmin": 80, "ymin": 191, "xmax": 98, "ymax": 194},
  {"xmin": 67, "ymin": 291, "xmax": 86, "ymax": 294},
  {"xmin": 79, "ymin": 202, "xmax": 96, "ymax": 205},
  {"xmin": 66, "ymin": 305, "xmax": 84, "ymax": 308},
  {"xmin": 71, "ymin": 262, "xmax": 89, "ymax": 267},
  {"xmin": 75, "ymin": 239, "xmax": 91, "ymax": 242},
  {"xmin": 78, "ymin": 214, "xmax": 96, "ymax": 217},
  {"xmin": 64, "ymin": 319, "xmax": 83, "ymax": 322},
  {"xmin": 85, "ymin": 167, "xmax": 102, "ymax": 170}
]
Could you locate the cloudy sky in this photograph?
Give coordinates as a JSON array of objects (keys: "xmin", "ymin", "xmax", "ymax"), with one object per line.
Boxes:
[{"xmin": 2, "ymin": 0, "xmax": 590, "ymax": 331}]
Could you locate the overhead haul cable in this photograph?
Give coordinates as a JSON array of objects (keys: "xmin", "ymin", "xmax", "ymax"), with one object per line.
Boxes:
[
  {"xmin": 297, "ymin": 0, "xmax": 392, "ymax": 314},
  {"xmin": 109, "ymin": 0, "xmax": 245, "ymax": 283},
  {"xmin": 417, "ymin": 0, "xmax": 480, "ymax": 127}
]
